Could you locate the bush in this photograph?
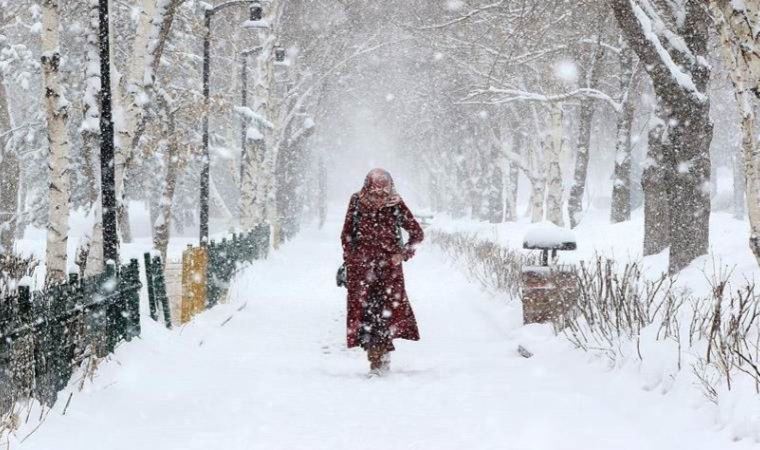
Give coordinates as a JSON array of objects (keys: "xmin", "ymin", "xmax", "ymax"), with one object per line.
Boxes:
[
  {"xmin": 430, "ymin": 229, "xmax": 760, "ymax": 402},
  {"xmin": 0, "ymin": 253, "xmax": 38, "ymax": 298}
]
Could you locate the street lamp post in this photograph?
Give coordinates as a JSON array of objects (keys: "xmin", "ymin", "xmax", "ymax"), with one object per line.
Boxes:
[
  {"xmin": 98, "ymin": 0, "xmax": 119, "ymax": 266},
  {"xmin": 200, "ymin": 0, "xmax": 262, "ymax": 246}
]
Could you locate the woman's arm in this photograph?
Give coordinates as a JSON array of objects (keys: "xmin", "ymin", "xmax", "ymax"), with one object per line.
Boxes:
[
  {"xmin": 398, "ymin": 200, "xmax": 424, "ymax": 260},
  {"xmin": 340, "ymin": 194, "xmax": 358, "ymax": 261}
]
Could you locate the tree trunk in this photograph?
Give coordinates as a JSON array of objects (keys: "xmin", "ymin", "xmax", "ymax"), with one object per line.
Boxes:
[
  {"xmin": 0, "ymin": 72, "xmax": 17, "ymax": 254},
  {"xmin": 530, "ymin": 178, "xmax": 546, "ymax": 222},
  {"xmin": 80, "ymin": 0, "xmax": 101, "ymax": 207},
  {"xmin": 567, "ymin": 29, "xmax": 606, "ymax": 228},
  {"xmin": 82, "ymin": 0, "xmax": 103, "ymax": 276},
  {"xmin": 153, "ymin": 109, "xmax": 179, "ymax": 263},
  {"xmin": 610, "ymin": 47, "xmax": 641, "ymax": 223},
  {"xmin": 712, "ymin": 0, "xmax": 760, "ymax": 266},
  {"xmin": 486, "ymin": 145, "xmax": 503, "ymax": 223},
  {"xmin": 732, "ymin": 152, "xmax": 746, "ymax": 220},
  {"xmin": 642, "ymin": 118, "xmax": 670, "ymax": 256},
  {"xmin": 115, "ymin": 0, "xmax": 181, "ymax": 244},
  {"xmin": 504, "ymin": 132, "xmax": 521, "ymax": 221},
  {"xmin": 42, "ymin": 0, "xmax": 71, "ymax": 284},
  {"xmin": 610, "ymin": 0, "xmax": 713, "ymax": 274},
  {"xmin": 84, "ymin": 201, "xmax": 104, "ymax": 276},
  {"xmin": 0, "ymin": 154, "xmax": 18, "ymax": 254},
  {"xmin": 545, "ymin": 106, "xmax": 564, "ymax": 226}
]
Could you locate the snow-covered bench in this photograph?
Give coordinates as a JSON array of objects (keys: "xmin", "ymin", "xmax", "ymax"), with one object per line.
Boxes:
[
  {"xmin": 522, "ymin": 222, "xmax": 577, "ymax": 266},
  {"xmin": 521, "ymin": 222, "xmax": 578, "ymax": 325}
]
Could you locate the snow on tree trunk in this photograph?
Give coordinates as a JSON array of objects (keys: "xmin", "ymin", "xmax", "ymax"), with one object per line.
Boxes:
[
  {"xmin": 567, "ymin": 33, "xmax": 605, "ymax": 228},
  {"xmin": 153, "ymin": 100, "xmax": 179, "ymax": 263},
  {"xmin": 610, "ymin": 46, "xmax": 640, "ymax": 224},
  {"xmin": 250, "ymin": 0, "xmax": 285, "ymax": 247},
  {"xmin": 113, "ymin": 0, "xmax": 156, "ymax": 244},
  {"xmin": 0, "ymin": 154, "xmax": 18, "ymax": 255},
  {"xmin": 530, "ymin": 174, "xmax": 546, "ymax": 223},
  {"xmin": 41, "ymin": 0, "xmax": 71, "ymax": 284},
  {"xmin": 248, "ymin": 12, "xmax": 280, "ymax": 231},
  {"xmin": 712, "ymin": 0, "xmax": 760, "ymax": 267},
  {"xmin": 85, "ymin": 201, "xmax": 104, "ymax": 277},
  {"xmin": 81, "ymin": 0, "xmax": 101, "ymax": 206},
  {"xmin": 545, "ymin": 106, "xmax": 564, "ymax": 227},
  {"xmin": 610, "ymin": 0, "xmax": 713, "ymax": 274},
  {"xmin": 0, "ymin": 72, "xmax": 17, "ymax": 253},
  {"xmin": 81, "ymin": 0, "xmax": 104, "ymax": 275},
  {"xmin": 642, "ymin": 116, "xmax": 670, "ymax": 256}
]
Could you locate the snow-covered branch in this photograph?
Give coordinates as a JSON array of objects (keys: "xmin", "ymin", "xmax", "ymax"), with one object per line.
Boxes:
[{"xmin": 461, "ymin": 87, "xmax": 622, "ymax": 112}]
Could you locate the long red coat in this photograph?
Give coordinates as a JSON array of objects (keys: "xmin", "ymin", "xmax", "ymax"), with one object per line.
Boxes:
[{"xmin": 341, "ymin": 193, "xmax": 424, "ymax": 349}]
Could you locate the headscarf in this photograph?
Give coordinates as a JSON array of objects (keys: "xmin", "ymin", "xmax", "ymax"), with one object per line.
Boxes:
[{"xmin": 358, "ymin": 168, "xmax": 402, "ymax": 209}]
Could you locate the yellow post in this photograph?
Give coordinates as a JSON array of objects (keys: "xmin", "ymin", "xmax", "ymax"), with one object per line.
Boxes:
[{"xmin": 181, "ymin": 246, "xmax": 208, "ymax": 324}]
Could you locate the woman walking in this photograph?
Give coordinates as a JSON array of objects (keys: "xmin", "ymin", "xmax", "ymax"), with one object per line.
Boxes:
[{"xmin": 340, "ymin": 168, "xmax": 424, "ymax": 376}]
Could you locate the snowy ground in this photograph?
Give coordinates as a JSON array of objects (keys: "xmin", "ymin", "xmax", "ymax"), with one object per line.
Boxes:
[{"xmin": 9, "ymin": 216, "xmax": 759, "ymax": 450}]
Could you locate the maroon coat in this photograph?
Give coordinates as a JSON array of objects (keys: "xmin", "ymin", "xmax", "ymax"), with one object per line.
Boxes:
[{"xmin": 341, "ymin": 193, "xmax": 424, "ymax": 349}]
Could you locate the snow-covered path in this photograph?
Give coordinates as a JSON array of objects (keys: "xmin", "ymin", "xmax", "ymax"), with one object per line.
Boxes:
[{"xmin": 15, "ymin": 223, "xmax": 758, "ymax": 450}]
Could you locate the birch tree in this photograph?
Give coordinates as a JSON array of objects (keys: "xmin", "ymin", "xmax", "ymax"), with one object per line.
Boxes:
[
  {"xmin": 610, "ymin": 45, "xmax": 643, "ymax": 223},
  {"xmin": 567, "ymin": 20, "xmax": 608, "ymax": 228},
  {"xmin": 0, "ymin": 72, "xmax": 16, "ymax": 254},
  {"xmin": 545, "ymin": 106, "xmax": 565, "ymax": 226},
  {"xmin": 710, "ymin": 0, "xmax": 760, "ymax": 266},
  {"xmin": 41, "ymin": 0, "xmax": 71, "ymax": 284}
]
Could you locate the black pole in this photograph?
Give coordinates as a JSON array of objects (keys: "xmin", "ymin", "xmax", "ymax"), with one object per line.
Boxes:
[
  {"xmin": 99, "ymin": 0, "xmax": 119, "ymax": 266},
  {"xmin": 200, "ymin": 10, "xmax": 211, "ymax": 246},
  {"xmin": 240, "ymin": 54, "xmax": 248, "ymax": 188}
]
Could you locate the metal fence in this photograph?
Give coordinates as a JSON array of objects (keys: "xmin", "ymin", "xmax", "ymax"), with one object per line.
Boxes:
[
  {"xmin": 0, "ymin": 259, "xmax": 141, "ymax": 413},
  {"xmin": 0, "ymin": 225, "xmax": 270, "ymax": 415},
  {"xmin": 207, "ymin": 224, "xmax": 270, "ymax": 307}
]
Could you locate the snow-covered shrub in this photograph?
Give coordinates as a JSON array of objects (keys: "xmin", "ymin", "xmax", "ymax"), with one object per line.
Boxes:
[
  {"xmin": 431, "ymin": 230, "xmax": 760, "ymax": 409},
  {"xmin": 428, "ymin": 230, "xmax": 524, "ymax": 298},
  {"xmin": 0, "ymin": 253, "xmax": 38, "ymax": 298}
]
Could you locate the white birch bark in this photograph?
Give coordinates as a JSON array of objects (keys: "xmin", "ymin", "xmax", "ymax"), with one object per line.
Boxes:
[
  {"xmin": 0, "ymin": 71, "xmax": 17, "ymax": 253},
  {"xmin": 250, "ymin": 0, "xmax": 284, "ymax": 247},
  {"xmin": 82, "ymin": 0, "xmax": 104, "ymax": 275},
  {"xmin": 112, "ymin": 0, "xmax": 157, "ymax": 243},
  {"xmin": 41, "ymin": 0, "xmax": 71, "ymax": 284},
  {"xmin": 545, "ymin": 106, "xmax": 564, "ymax": 226},
  {"xmin": 85, "ymin": 200, "xmax": 104, "ymax": 276},
  {"xmin": 713, "ymin": 0, "xmax": 760, "ymax": 266}
]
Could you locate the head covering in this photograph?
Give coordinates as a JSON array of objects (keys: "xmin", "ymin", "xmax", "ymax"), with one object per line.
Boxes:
[{"xmin": 359, "ymin": 168, "xmax": 401, "ymax": 209}]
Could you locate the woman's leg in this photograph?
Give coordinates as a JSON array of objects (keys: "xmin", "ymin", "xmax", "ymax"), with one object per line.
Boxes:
[{"xmin": 367, "ymin": 346, "xmax": 383, "ymax": 371}]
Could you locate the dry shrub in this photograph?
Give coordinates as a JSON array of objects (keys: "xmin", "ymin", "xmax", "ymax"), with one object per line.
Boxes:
[
  {"xmin": 430, "ymin": 229, "xmax": 760, "ymax": 400},
  {"xmin": 0, "ymin": 254, "xmax": 38, "ymax": 298},
  {"xmin": 428, "ymin": 230, "xmax": 524, "ymax": 298}
]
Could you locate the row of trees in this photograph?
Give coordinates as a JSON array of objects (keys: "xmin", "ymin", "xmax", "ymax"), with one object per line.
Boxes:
[
  {"xmin": 0, "ymin": 0, "xmax": 382, "ymax": 284},
  {"xmin": 0, "ymin": 1, "xmax": 758, "ymax": 278},
  {"xmin": 319, "ymin": 0, "xmax": 758, "ymax": 274}
]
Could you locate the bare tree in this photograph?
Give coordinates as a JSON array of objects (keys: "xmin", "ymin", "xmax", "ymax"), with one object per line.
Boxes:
[{"xmin": 610, "ymin": 0, "xmax": 713, "ymax": 273}]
